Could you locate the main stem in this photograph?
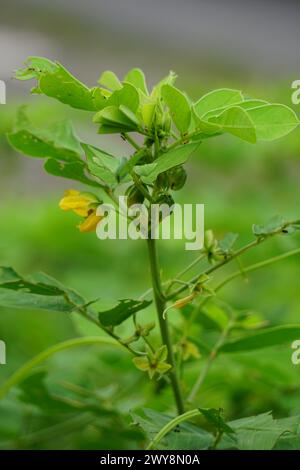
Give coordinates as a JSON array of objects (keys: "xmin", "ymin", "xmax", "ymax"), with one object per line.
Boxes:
[{"xmin": 147, "ymin": 237, "xmax": 185, "ymax": 415}]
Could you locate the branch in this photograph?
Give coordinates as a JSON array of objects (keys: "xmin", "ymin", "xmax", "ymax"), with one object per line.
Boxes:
[
  {"xmin": 166, "ymin": 218, "xmax": 300, "ymax": 300},
  {"xmin": 215, "ymin": 247, "xmax": 300, "ymax": 292},
  {"xmin": 186, "ymin": 247, "xmax": 300, "ymax": 402}
]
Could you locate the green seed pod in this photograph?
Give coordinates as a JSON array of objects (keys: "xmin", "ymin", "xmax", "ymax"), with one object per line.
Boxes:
[
  {"xmin": 156, "ymin": 172, "xmax": 170, "ymax": 191},
  {"xmin": 125, "ymin": 185, "xmax": 145, "ymax": 207},
  {"xmin": 155, "ymin": 192, "xmax": 175, "ymax": 208},
  {"xmin": 167, "ymin": 166, "xmax": 187, "ymax": 190}
]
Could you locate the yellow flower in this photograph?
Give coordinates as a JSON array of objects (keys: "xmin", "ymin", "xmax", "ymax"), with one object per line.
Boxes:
[
  {"xmin": 172, "ymin": 293, "xmax": 196, "ymax": 309},
  {"xmin": 59, "ymin": 189, "xmax": 98, "ymax": 217},
  {"xmin": 78, "ymin": 209, "xmax": 103, "ymax": 233},
  {"xmin": 59, "ymin": 189, "xmax": 103, "ymax": 233}
]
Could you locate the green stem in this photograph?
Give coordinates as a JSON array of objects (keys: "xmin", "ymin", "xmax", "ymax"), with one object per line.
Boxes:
[
  {"xmin": 75, "ymin": 306, "xmax": 139, "ymax": 356},
  {"xmin": 131, "ymin": 171, "xmax": 154, "ymax": 202},
  {"xmin": 166, "ymin": 130, "xmax": 203, "ymax": 152},
  {"xmin": 215, "ymin": 247, "xmax": 300, "ymax": 292},
  {"xmin": 165, "ymin": 254, "xmax": 206, "ymax": 294},
  {"xmin": 147, "ymin": 237, "xmax": 185, "ymax": 415},
  {"xmin": 167, "ymin": 218, "xmax": 300, "ymax": 300},
  {"xmin": 187, "ymin": 322, "xmax": 233, "ymax": 403},
  {"xmin": 0, "ymin": 336, "xmax": 122, "ymax": 400},
  {"xmin": 146, "ymin": 408, "xmax": 200, "ymax": 449},
  {"xmin": 186, "ymin": 247, "xmax": 300, "ymax": 402},
  {"xmin": 123, "ymin": 133, "xmax": 141, "ymax": 151}
]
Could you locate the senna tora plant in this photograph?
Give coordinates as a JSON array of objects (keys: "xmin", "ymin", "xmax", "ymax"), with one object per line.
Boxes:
[{"xmin": 2, "ymin": 56, "xmax": 300, "ymax": 450}]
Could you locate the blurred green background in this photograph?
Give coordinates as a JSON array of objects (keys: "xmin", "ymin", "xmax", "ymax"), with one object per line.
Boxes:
[{"xmin": 0, "ymin": 0, "xmax": 300, "ymax": 450}]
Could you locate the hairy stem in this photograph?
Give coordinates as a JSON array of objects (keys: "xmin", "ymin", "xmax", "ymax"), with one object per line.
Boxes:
[{"xmin": 147, "ymin": 237, "xmax": 185, "ymax": 414}]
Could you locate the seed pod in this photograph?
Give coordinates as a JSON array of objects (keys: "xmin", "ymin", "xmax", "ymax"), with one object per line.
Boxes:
[
  {"xmin": 167, "ymin": 166, "xmax": 187, "ymax": 191},
  {"xmin": 125, "ymin": 185, "xmax": 145, "ymax": 206},
  {"xmin": 155, "ymin": 193, "xmax": 175, "ymax": 208},
  {"xmin": 156, "ymin": 172, "xmax": 170, "ymax": 191}
]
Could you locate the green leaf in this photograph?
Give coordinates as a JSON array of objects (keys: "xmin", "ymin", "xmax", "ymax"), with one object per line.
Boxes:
[
  {"xmin": 234, "ymin": 311, "xmax": 267, "ymax": 331},
  {"xmin": 150, "ymin": 71, "xmax": 177, "ymax": 99},
  {"xmin": 193, "ymin": 303, "xmax": 230, "ymax": 331},
  {"xmin": 98, "ymin": 70, "xmax": 122, "ymax": 90},
  {"xmin": 7, "ymin": 115, "xmax": 82, "ymax": 162},
  {"xmin": 252, "ymin": 215, "xmax": 286, "ymax": 237},
  {"xmin": 44, "ymin": 159, "xmax": 99, "ymax": 187},
  {"xmin": 0, "ymin": 267, "xmax": 85, "ymax": 313},
  {"xmin": 191, "ymin": 108, "xmax": 221, "ymax": 136},
  {"xmin": 202, "ymin": 99, "xmax": 267, "ymax": 120},
  {"xmin": 124, "ymin": 68, "xmax": 148, "ymax": 95},
  {"xmin": 135, "ymin": 142, "xmax": 200, "ymax": 184},
  {"xmin": 141, "ymin": 101, "xmax": 156, "ymax": 127},
  {"xmin": 132, "ymin": 356, "xmax": 150, "ymax": 372},
  {"xmin": 246, "ymin": 104, "xmax": 299, "ymax": 140},
  {"xmin": 14, "ymin": 56, "xmax": 58, "ymax": 81},
  {"xmin": 98, "ymin": 299, "xmax": 152, "ymax": 327},
  {"xmin": 161, "ymin": 84, "xmax": 191, "ymax": 133},
  {"xmin": 218, "ymin": 232, "xmax": 239, "ymax": 254},
  {"xmin": 220, "ymin": 325, "xmax": 300, "ymax": 353},
  {"xmin": 28, "ymin": 271, "xmax": 84, "ymax": 306},
  {"xmin": 274, "ymin": 416, "xmax": 300, "ymax": 449},
  {"xmin": 116, "ymin": 150, "xmax": 146, "ymax": 181},
  {"xmin": 18, "ymin": 370, "xmax": 76, "ymax": 414},
  {"xmin": 0, "ymin": 286, "xmax": 73, "ymax": 313},
  {"xmin": 156, "ymin": 362, "xmax": 172, "ymax": 375},
  {"xmin": 194, "ymin": 88, "xmax": 243, "ymax": 118},
  {"xmin": 0, "ymin": 267, "xmax": 20, "ymax": 283},
  {"xmin": 132, "ymin": 408, "xmax": 213, "ymax": 450},
  {"xmin": 219, "ymin": 412, "xmax": 289, "ymax": 450},
  {"xmin": 154, "ymin": 345, "xmax": 168, "ymax": 362},
  {"xmin": 94, "ymin": 106, "xmax": 139, "ymax": 133},
  {"xmin": 119, "ymin": 105, "xmax": 140, "ymax": 127},
  {"xmin": 39, "ymin": 63, "xmax": 105, "ymax": 111},
  {"xmin": 82, "ymin": 143, "xmax": 119, "ymax": 184},
  {"xmin": 98, "ymin": 125, "xmax": 131, "ymax": 135},
  {"xmin": 199, "ymin": 408, "xmax": 235, "ymax": 435},
  {"xmin": 101, "ymin": 83, "xmax": 140, "ymax": 113},
  {"xmin": 209, "ymin": 106, "xmax": 256, "ymax": 143},
  {"xmin": 235, "ymin": 99, "xmax": 268, "ymax": 110},
  {"xmin": 15, "ymin": 57, "xmax": 106, "ymax": 111}
]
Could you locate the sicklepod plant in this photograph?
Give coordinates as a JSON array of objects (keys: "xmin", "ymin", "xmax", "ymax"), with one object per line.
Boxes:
[{"xmin": 1, "ymin": 57, "xmax": 300, "ymax": 449}]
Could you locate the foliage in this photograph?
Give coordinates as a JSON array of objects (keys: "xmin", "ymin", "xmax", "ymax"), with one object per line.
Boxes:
[{"xmin": 1, "ymin": 57, "xmax": 300, "ymax": 450}]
